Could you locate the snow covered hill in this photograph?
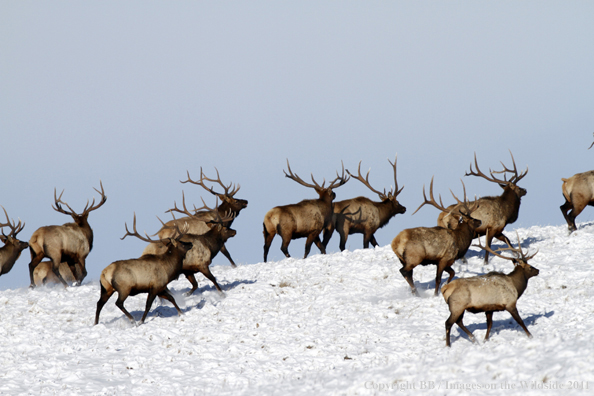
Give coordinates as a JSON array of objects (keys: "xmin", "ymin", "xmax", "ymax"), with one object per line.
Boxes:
[{"xmin": 0, "ymin": 223, "xmax": 593, "ymax": 395}]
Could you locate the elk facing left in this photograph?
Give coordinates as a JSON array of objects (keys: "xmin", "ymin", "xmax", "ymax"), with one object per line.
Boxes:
[
  {"xmin": 28, "ymin": 181, "xmax": 107, "ymax": 288},
  {"xmin": 0, "ymin": 206, "xmax": 28, "ymax": 277}
]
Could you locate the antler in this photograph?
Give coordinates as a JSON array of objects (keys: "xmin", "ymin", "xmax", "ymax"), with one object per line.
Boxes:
[
  {"xmin": 168, "ymin": 193, "xmax": 234, "ymax": 224},
  {"xmin": 181, "ymin": 168, "xmax": 240, "ymax": 198},
  {"xmin": 466, "ymin": 152, "xmax": 527, "ymax": 186},
  {"xmin": 474, "ymin": 230, "xmax": 538, "ymax": 262},
  {"xmin": 0, "ymin": 206, "xmax": 25, "ymax": 238},
  {"xmin": 348, "ymin": 161, "xmax": 388, "ymax": 200},
  {"xmin": 284, "ymin": 159, "xmax": 323, "ymax": 189},
  {"xmin": 388, "ymin": 155, "xmax": 405, "ymax": 197},
  {"xmin": 412, "ymin": 176, "xmax": 449, "ymax": 215},
  {"xmin": 121, "ymin": 213, "xmax": 187, "ymax": 244},
  {"xmin": 491, "ymin": 151, "xmax": 528, "ymax": 184},
  {"xmin": 52, "ymin": 181, "xmax": 107, "ymax": 217}
]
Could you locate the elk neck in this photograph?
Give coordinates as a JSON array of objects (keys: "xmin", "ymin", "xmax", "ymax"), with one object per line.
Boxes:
[
  {"xmin": 375, "ymin": 198, "xmax": 405, "ymax": 228},
  {"xmin": 506, "ymin": 265, "xmax": 531, "ymax": 298},
  {"xmin": 500, "ymin": 186, "xmax": 523, "ymax": 223}
]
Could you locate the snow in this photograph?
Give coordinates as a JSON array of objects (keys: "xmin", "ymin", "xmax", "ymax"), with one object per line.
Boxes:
[{"xmin": 1, "ymin": 223, "xmax": 593, "ymax": 395}]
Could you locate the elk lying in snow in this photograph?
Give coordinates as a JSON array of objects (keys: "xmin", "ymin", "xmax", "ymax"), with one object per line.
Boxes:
[
  {"xmin": 560, "ymin": 170, "xmax": 594, "ymax": 232},
  {"xmin": 322, "ymin": 156, "xmax": 406, "ymax": 251},
  {"xmin": 28, "ymin": 182, "xmax": 107, "ymax": 287},
  {"xmin": 263, "ymin": 160, "xmax": 349, "ymax": 262},
  {"xmin": 143, "ymin": 198, "xmax": 236, "ymax": 295},
  {"xmin": 33, "ymin": 260, "xmax": 77, "ymax": 286},
  {"xmin": 155, "ymin": 168, "xmax": 247, "ymax": 267},
  {"xmin": 392, "ymin": 178, "xmax": 481, "ymax": 296},
  {"xmin": 95, "ymin": 216, "xmax": 193, "ymax": 326},
  {"xmin": 437, "ymin": 152, "xmax": 528, "ymax": 264},
  {"xmin": 0, "ymin": 207, "xmax": 28, "ymax": 277},
  {"xmin": 442, "ymin": 234, "xmax": 539, "ymax": 347}
]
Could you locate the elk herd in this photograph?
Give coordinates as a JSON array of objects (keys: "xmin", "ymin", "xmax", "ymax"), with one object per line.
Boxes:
[{"xmin": 1, "ymin": 148, "xmax": 593, "ymax": 346}]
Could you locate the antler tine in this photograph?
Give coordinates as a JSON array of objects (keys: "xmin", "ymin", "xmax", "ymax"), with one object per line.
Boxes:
[
  {"xmin": 166, "ymin": 191, "xmax": 196, "ymax": 217},
  {"xmin": 465, "ymin": 152, "xmax": 505, "ymax": 184},
  {"xmin": 347, "ymin": 161, "xmax": 386, "ymax": 199},
  {"xmin": 0, "ymin": 206, "xmax": 24, "ymax": 237},
  {"xmin": 388, "ymin": 155, "xmax": 404, "ymax": 197},
  {"xmin": 412, "ymin": 176, "xmax": 448, "ymax": 215},
  {"xmin": 52, "ymin": 188, "xmax": 77, "ymax": 215},
  {"xmin": 85, "ymin": 180, "xmax": 107, "ymax": 213},
  {"xmin": 284, "ymin": 159, "xmax": 320, "ymax": 189},
  {"xmin": 121, "ymin": 212, "xmax": 157, "ymax": 243},
  {"xmin": 327, "ymin": 160, "xmax": 350, "ymax": 189}
]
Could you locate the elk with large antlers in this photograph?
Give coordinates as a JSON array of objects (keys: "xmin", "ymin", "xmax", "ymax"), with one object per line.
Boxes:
[
  {"xmin": 322, "ymin": 156, "xmax": 406, "ymax": 251},
  {"xmin": 392, "ymin": 178, "xmax": 481, "ymax": 296},
  {"xmin": 437, "ymin": 152, "xmax": 528, "ymax": 264},
  {"xmin": 154, "ymin": 168, "xmax": 247, "ymax": 267},
  {"xmin": 263, "ymin": 160, "xmax": 349, "ymax": 262},
  {"xmin": 143, "ymin": 197, "xmax": 236, "ymax": 295},
  {"xmin": 28, "ymin": 182, "xmax": 107, "ymax": 287},
  {"xmin": 95, "ymin": 215, "xmax": 193, "ymax": 326},
  {"xmin": 560, "ymin": 171, "xmax": 594, "ymax": 233},
  {"xmin": 442, "ymin": 233, "xmax": 539, "ymax": 346},
  {"xmin": 0, "ymin": 207, "xmax": 29, "ymax": 277}
]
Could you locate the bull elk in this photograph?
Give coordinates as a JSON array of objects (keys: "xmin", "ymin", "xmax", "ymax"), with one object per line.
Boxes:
[
  {"xmin": 155, "ymin": 168, "xmax": 247, "ymax": 267},
  {"xmin": 560, "ymin": 171, "xmax": 594, "ymax": 232},
  {"xmin": 0, "ymin": 207, "xmax": 28, "ymax": 277},
  {"xmin": 392, "ymin": 178, "xmax": 481, "ymax": 296},
  {"xmin": 28, "ymin": 182, "xmax": 107, "ymax": 287},
  {"xmin": 437, "ymin": 152, "xmax": 527, "ymax": 264},
  {"xmin": 443, "ymin": 233, "xmax": 539, "ymax": 346},
  {"xmin": 322, "ymin": 156, "xmax": 406, "ymax": 251},
  {"xmin": 143, "ymin": 197, "xmax": 236, "ymax": 295},
  {"xmin": 263, "ymin": 160, "xmax": 349, "ymax": 262},
  {"xmin": 95, "ymin": 215, "xmax": 193, "ymax": 326}
]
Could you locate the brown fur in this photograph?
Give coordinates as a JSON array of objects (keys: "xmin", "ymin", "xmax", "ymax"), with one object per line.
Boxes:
[
  {"xmin": 0, "ymin": 208, "xmax": 28, "ymax": 277},
  {"xmin": 33, "ymin": 260, "xmax": 77, "ymax": 286},
  {"xmin": 560, "ymin": 170, "xmax": 594, "ymax": 232},
  {"xmin": 442, "ymin": 260, "xmax": 539, "ymax": 346}
]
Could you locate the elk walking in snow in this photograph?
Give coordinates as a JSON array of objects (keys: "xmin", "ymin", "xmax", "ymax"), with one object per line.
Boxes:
[
  {"xmin": 28, "ymin": 182, "xmax": 107, "ymax": 287},
  {"xmin": 143, "ymin": 197, "xmax": 236, "ymax": 295},
  {"xmin": 263, "ymin": 160, "xmax": 349, "ymax": 262},
  {"xmin": 392, "ymin": 178, "xmax": 481, "ymax": 296},
  {"xmin": 155, "ymin": 168, "xmax": 247, "ymax": 267},
  {"xmin": 437, "ymin": 152, "xmax": 527, "ymax": 264},
  {"xmin": 0, "ymin": 207, "xmax": 28, "ymax": 277},
  {"xmin": 560, "ymin": 171, "xmax": 594, "ymax": 233},
  {"xmin": 322, "ymin": 156, "xmax": 406, "ymax": 251},
  {"xmin": 442, "ymin": 233, "xmax": 539, "ymax": 346},
  {"xmin": 33, "ymin": 260, "xmax": 77, "ymax": 286},
  {"xmin": 94, "ymin": 215, "xmax": 193, "ymax": 326}
]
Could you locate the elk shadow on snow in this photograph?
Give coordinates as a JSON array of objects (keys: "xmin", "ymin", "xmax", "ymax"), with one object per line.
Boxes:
[
  {"xmin": 178, "ymin": 278, "xmax": 256, "ymax": 295},
  {"xmin": 448, "ymin": 311, "xmax": 555, "ymax": 344}
]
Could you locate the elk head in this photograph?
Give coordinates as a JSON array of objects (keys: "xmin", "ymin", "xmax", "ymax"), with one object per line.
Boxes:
[
  {"xmin": 0, "ymin": 206, "xmax": 28, "ymax": 250},
  {"xmin": 284, "ymin": 159, "xmax": 349, "ymax": 203},
  {"xmin": 181, "ymin": 168, "xmax": 248, "ymax": 215}
]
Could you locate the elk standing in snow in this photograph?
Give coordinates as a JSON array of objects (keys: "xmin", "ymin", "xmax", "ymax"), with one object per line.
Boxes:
[
  {"xmin": 437, "ymin": 152, "xmax": 527, "ymax": 264},
  {"xmin": 155, "ymin": 168, "xmax": 247, "ymax": 267},
  {"xmin": 33, "ymin": 260, "xmax": 77, "ymax": 286},
  {"xmin": 28, "ymin": 182, "xmax": 107, "ymax": 287},
  {"xmin": 0, "ymin": 207, "xmax": 28, "ymax": 277},
  {"xmin": 442, "ymin": 234, "xmax": 539, "ymax": 346},
  {"xmin": 392, "ymin": 178, "xmax": 481, "ymax": 296},
  {"xmin": 322, "ymin": 156, "xmax": 406, "ymax": 251},
  {"xmin": 143, "ymin": 198, "xmax": 236, "ymax": 295},
  {"xmin": 94, "ymin": 216, "xmax": 193, "ymax": 326},
  {"xmin": 559, "ymin": 171, "xmax": 594, "ymax": 232},
  {"xmin": 263, "ymin": 160, "xmax": 349, "ymax": 262}
]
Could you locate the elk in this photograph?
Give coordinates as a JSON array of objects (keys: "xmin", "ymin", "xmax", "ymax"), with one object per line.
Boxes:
[
  {"xmin": 560, "ymin": 171, "xmax": 594, "ymax": 232},
  {"xmin": 28, "ymin": 182, "xmax": 107, "ymax": 287},
  {"xmin": 392, "ymin": 178, "xmax": 481, "ymax": 296},
  {"xmin": 263, "ymin": 160, "xmax": 349, "ymax": 262},
  {"xmin": 155, "ymin": 168, "xmax": 247, "ymax": 267},
  {"xmin": 322, "ymin": 156, "xmax": 406, "ymax": 251},
  {"xmin": 95, "ymin": 215, "xmax": 193, "ymax": 326},
  {"xmin": 436, "ymin": 152, "xmax": 528, "ymax": 264},
  {"xmin": 442, "ymin": 233, "xmax": 539, "ymax": 346},
  {"xmin": 0, "ymin": 207, "xmax": 28, "ymax": 277},
  {"xmin": 33, "ymin": 260, "xmax": 77, "ymax": 286},
  {"xmin": 143, "ymin": 198, "xmax": 237, "ymax": 295}
]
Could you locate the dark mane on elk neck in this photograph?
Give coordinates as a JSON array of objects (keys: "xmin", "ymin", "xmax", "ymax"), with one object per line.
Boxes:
[
  {"xmin": 0, "ymin": 206, "xmax": 28, "ymax": 277},
  {"xmin": 263, "ymin": 160, "xmax": 349, "ymax": 262}
]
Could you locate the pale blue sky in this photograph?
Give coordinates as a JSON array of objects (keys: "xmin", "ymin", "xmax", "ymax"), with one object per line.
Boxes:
[{"xmin": 1, "ymin": 1, "xmax": 594, "ymax": 290}]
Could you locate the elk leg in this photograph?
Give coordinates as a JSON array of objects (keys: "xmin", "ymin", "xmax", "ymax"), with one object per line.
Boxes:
[
  {"xmin": 28, "ymin": 251, "xmax": 45, "ymax": 288},
  {"xmin": 434, "ymin": 262, "xmax": 454, "ymax": 296},
  {"xmin": 508, "ymin": 307, "xmax": 532, "ymax": 338},
  {"xmin": 321, "ymin": 224, "xmax": 334, "ymax": 250},
  {"xmin": 219, "ymin": 244, "xmax": 236, "ymax": 268},
  {"xmin": 303, "ymin": 234, "xmax": 317, "ymax": 259},
  {"xmin": 455, "ymin": 312, "xmax": 476, "ymax": 343},
  {"xmin": 184, "ymin": 273, "xmax": 199, "ymax": 296},
  {"xmin": 338, "ymin": 231, "xmax": 348, "ymax": 251},
  {"xmin": 263, "ymin": 224, "xmax": 276, "ymax": 262},
  {"xmin": 444, "ymin": 266, "xmax": 455, "ymax": 284},
  {"xmin": 50, "ymin": 257, "xmax": 68, "ymax": 288},
  {"xmin": 363, "ymin": 233, "xmax": 372, "ymax": 249},
  {"xmin": 560, "ymin": 199, "xmax": 577, "ymax": 231},
  {"xmin": 483, "ymin": 233, "xmax": 495, "ymax": 264},
  {"xmin": 484, "ymin": 311, "xmax": 494, "ymax": 340},
  {"xmin": 200, "ymin": 267, "xmax": 223, "ymax": 294},
  {"xmin": 158, "ymin": 288, "xmax": 183, "ymax": 316},
  {"xmin": 94, "ymin": 284, "xmax": 114, "ymax": 325},
  {"xmin": 139, "ymin": 292, "xmax": 158, "ymax": 324},
  {"xmin": 563, "ymin": 196, "xmax": 586, "ymax": 232},
  {"xmin": 313, "ymin": 235, "xmax": 326, "ymax": 254},
  {"xmin": 280, "ymin": 236, "xmax": 291, "ymax": 258},
  {"xmin": 76, "ymin": 257, "xmax": 88, "ymax": 283},
  {"xmin": 445, "ymin": 310, "xmax": 462, "ymax": 347},
  {"xmin": 369, "ymin": 235, "xmax": 379, "ymax": 248},
  {"xmin": 115, "ymin": 294, "xmax": 136, "ymax": 324},
  {"xmin": 399, "ymin": 267, "xmax": 419, "ymax": 296}
]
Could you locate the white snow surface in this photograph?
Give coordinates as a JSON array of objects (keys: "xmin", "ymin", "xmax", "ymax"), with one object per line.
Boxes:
[{"xmin": 1, "ymin": 223, "xmax": 593, "ymax": 395}]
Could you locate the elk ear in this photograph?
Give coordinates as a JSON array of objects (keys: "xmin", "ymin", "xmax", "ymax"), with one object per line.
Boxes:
[{"xmin": 499, "ymin": 183, "xmax": 507, "ymax": 189}]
